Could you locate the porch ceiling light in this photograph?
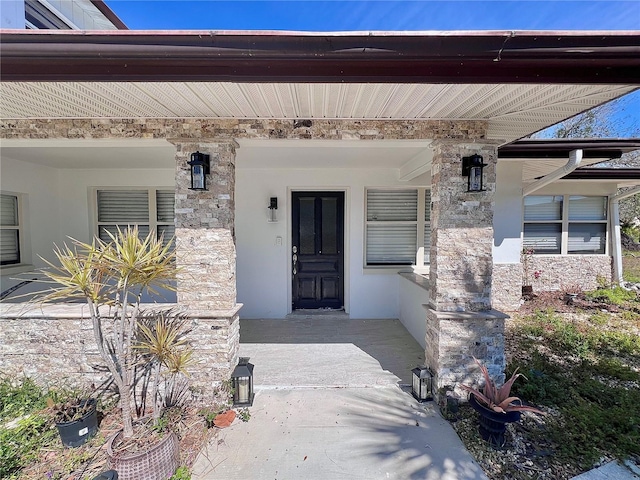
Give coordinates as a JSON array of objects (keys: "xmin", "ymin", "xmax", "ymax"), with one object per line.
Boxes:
[
  {"xmin": 188, "ymin": 151, "xmax": 210, "ymax": 191},
  {"xmin": 462, "ymin": 154, "xmax": 486, "ymax": 192},
  {"xmin": 411, "ymin": 365, "xmax": 433, "ymax": 402},
  {"xmin": 231, "ymin": 357, "xmax": 255, "ymax": 407},
  {"xmin": 268, "ymin": 197, "xmax": 278, "ymax": 223}
]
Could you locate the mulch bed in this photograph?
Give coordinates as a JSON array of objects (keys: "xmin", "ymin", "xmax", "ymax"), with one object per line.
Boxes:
[{"xmin": 19, "ymin": 407, "xmax": 214, "ymax": 479}]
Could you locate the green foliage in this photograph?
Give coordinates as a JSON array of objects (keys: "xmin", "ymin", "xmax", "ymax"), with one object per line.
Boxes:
[
  {"xmin": 170, "ymin": 466, "xmax": 192, "ymax": 480},
  {"xmin": 622, "ymin": 223, "xmax": 640, "ymax": 244},
  {"xmin": 0, "ymin": 377, "xmax": 57, "ymax": 479},
  {"xmin": 510, "ymin": 311, "xmax": 640, "ymax": 469},
  {"xmin": 588, "ymin": 311, "xmax": 609, "ymax": 326},
  {"xmin": 584, "ymin": 286, "xmax": 637, "ymax": 306},
  {"xmin": 237, "ymin": 408, "xmax": 251, "ymax": 422}
]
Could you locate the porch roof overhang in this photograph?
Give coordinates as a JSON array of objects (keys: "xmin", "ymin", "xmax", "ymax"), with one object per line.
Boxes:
[
  {"xmin": 499, "ymin": 138, "xmax": 640, "ymax": 186},
  {"xmin": 1, "ymin": 30, "xmax": 639, "ymax": 143}
]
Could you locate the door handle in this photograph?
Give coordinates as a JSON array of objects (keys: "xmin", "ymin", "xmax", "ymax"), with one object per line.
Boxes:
[{"xmin": 292, "ymin": 246, "xmax": 298, "ymax": 275}]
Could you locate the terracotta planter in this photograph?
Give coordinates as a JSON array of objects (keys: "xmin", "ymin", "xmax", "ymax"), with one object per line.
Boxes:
[
  {"xmin": 106, "ymin": 429, "xmax": 179, "ymax": 480},
  {"xmin": 469, "ymin": 395, "xmax": 521, "ymax": 448}
]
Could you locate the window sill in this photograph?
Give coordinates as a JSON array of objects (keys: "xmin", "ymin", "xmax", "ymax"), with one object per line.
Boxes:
[{"xmin": 0, "ymin": 264, "xmax": 36, "ymax": 276}]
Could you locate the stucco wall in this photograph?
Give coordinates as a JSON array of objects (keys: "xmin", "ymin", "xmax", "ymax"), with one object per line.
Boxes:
[
  {"xmin": 398, "ymin": 274, "xmax": 429, "ymax": 349},
  {"xmin": 235, "ymin": 166, "xmax": 430, "ymax": 319}
]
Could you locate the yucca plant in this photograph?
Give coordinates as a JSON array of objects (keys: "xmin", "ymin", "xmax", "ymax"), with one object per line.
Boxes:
[
  {"xmin": 136, "ymin": 310, "xmax": 193, "ymax": 422},
  {"xmin": 460, "ymin": 357, "xmax": 545, "ymax": 415},
  {"xmin": 37, "ymin": 227, "xmax": 179, "ymax": 438}
]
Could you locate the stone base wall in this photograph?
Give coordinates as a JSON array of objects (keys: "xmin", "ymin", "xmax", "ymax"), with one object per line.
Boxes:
[
  {"xmin": 492, "ymin": 263, "xmax": 524, "ymax": 312},
  {"xmin": 0, "ymin": 304, "xmax": 240, "ymax": 404},
  {"xmin": 426, "ymin": 308, "xmax": 507, "ymax": 401},
  {"xmin": 526, "ymin": 255, "xmax": 612, "ymax": 292}
]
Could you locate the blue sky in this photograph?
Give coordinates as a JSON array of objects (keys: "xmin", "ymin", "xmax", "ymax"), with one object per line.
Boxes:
[
  {"xmin": 105, "ymin": 1, "xmax": 639, "ymax": 137},
  {"xmin": 106, "ymin": 1, "xmax": 640, "ymax": 31}
]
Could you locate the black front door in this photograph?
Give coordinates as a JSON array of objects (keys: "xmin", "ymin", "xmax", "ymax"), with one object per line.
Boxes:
[{"xmin": 292, "ymin": 191, "xmax": 344, "ymax": 310}]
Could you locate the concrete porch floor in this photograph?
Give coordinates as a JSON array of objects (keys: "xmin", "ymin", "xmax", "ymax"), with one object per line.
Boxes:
[{"xmin": 192, "ymin": 317, "xmax": 488, "ymax": 480}]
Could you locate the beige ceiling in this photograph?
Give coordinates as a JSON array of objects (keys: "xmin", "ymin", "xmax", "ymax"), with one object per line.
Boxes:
[{"xmin": 1, "ymin": 82, "xmax": 636, "ymax": 143}]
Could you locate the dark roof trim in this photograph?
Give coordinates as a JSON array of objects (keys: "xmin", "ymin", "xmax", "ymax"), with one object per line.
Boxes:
[
  {"xmin": 500, "ymin": 138, "xmax": 640, "ymax": 160},
  {"xmin": 1, "ymin": 30, "xmax": 639, "ymax": 83},
  {"xmin": 561, "ymin": 168, "xmax": 640, "ymax": 180},
  {"xmin": 89, "ymin": 0, "xmax": 128, "ymax": 30}
]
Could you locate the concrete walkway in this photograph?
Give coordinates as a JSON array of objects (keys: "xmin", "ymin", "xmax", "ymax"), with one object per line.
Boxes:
[{"xmin": 192, "ymin": 317, "xmax": 487, "ymax": 480}]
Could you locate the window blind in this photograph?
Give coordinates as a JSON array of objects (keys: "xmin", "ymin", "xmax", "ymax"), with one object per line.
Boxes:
[
  {"xmin": 568, "ymin": 196, "xmax": 607, "ymax": 221},
  {"xmin": 524, "ymin": 196, "xmax": 563, "ymax": 221},
  {"xmin": 0, "ymin": 194, "xmax": 20, "ymax": 264},
  {"xmin": 568, "ymin": 224, "xmax": 606, "ymax": 254},
  {"xmin": 366, "ymin": 224, "xmax": 417, "ymax": 265},
  {"xmin": 156, "ymin": 191, "xmax": 175, "ymax": 223},
  {"xmin": 523, "ymin": 224, "xmax": 561, "ymax": 254},
  {"xmin": 367, "ymin": 189, "xmax": 418, "ymax": 221},
  {"xmin": 97, "ymin": 190, "xmax": 149, "ymax": 222}
]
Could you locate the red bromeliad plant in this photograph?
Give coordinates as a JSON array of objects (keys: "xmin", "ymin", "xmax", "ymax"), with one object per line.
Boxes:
[{"xmin": 460, "ymin": 357, "xmax": 545, "ymax": 415}]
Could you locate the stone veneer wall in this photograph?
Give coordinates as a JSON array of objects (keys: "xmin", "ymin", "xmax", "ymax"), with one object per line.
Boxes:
[
  {"xmin": 1, "ymin": 118, "xmax": 488, "ymax": 141},
  {"xmin": 425, "ymin": 310, "xmax": 508, "ymax": 397},
  {"xmin": 492, "ymin": 263, "xmax": 525, "ymax": 312},
  {"xmin": 0, "ymin": 304, "xmax": 239, "ymax": 401},
  {"xmin": 492, "ymin": 256, "xmax": 612, "ymax": 311}
]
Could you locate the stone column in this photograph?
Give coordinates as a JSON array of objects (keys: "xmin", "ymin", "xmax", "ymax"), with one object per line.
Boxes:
[
  {"xmin": 426, "ymin": 140, "xmax": 508, "ymax": 400},
  {"xmin": 170, "ymin": 139, "xmax": 241, "ymax": 396}
]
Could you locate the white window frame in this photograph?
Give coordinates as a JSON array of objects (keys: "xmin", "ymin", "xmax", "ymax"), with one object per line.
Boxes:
[
  {"xmin": 0, "ymin": 193, "xmax": 24, "ymax": 266},
  {"xmin": 523, "ymin": 195, "xmax": 608, "ymax": 255},
  {"xmin": 92, "ymin": 187, "xmax": 175, "ymax": 245},
  {"xmin": 364, "ymin": 187, "xmax": 431, "ymax": 268}
]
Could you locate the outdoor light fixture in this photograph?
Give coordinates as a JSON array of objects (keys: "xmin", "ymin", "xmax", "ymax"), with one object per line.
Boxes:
[
  {"xmin": 231, "ymin": 357, "xmax": 254, "ymax": 407},
  {"xmin": 268, "ymin": 197, "xmax": 278, "ymax": 222},
  {"xmin": 461, "ymin": 154, "xmax": 487, "ymax": 192},
  {"xmin": 187, "ymin": 151, "xmax": 210, "ymax": 191},
  {"xmin": 411, "ymin": 365, "xmax": 433, "ymax": 402}
]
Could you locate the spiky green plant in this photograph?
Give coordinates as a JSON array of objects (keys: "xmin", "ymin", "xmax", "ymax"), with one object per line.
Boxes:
[
  {"xmin": 460, "ymin": 357, "xmax": 546, "ymax": 415},
  {"xmin": 37, "ymin": 227, "xmax": 177, "ymax": 438},
  {"xmin": 136, "ymin": 310, "xmax": 193, "ymax": 421}
]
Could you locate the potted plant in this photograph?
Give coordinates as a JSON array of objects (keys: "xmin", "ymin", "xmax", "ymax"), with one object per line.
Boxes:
[
  {"xmin": 48, "ymin": 395, "xmax": 98, "ymax": 448},
  {"xmin": 38, "ymin": 227, "xmax": 188, "ymax": 479},
  {"xmin": 460, "ymin": 357, "xmax": 545, "ymax": 448}
]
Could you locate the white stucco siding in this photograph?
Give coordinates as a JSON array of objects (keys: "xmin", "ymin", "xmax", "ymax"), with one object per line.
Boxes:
[
  {"xmin": 235, "ymin": 166, "xmax": 430, "ymax": 319},
  {"xmin": 0, "ymin": 155, "xmax": 174, "ymax": 299},
  {"xmin": 493, "ymin": 161, "xmax": 524, "ymax": 264}
]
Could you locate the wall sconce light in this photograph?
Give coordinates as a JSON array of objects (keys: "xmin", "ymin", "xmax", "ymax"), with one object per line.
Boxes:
[
  {"xmin": 462, "ymin": 154, "xmax": 486, "ymax": 192},
  {"xmin": 187, "ymin": 151, "xmax": 210, "ymax": 191},
  {"xmin": 268, "ymin": 197, "xmax": 278, "ymax": 223},
  {"xmin": 411, "ymin": 365, "xmax": 434, "ymax": 402},
  {"xmin": 231, "ymin": 357, "xmax": 255, "ymax": 407}
]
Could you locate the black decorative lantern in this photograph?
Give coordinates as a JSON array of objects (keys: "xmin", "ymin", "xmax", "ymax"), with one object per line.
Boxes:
[
  {"xmin": 268, "ymin": 197, "xmax": 278, "ymax": 222},
  {"xmin": 231, "ymin": 357, "xmax": 254, "ymax": 407},
  {"xmin": 187, "ymin": 151, "xmax": 210, "ymax": 190},
  {"xmin": 411, "ymin": 365, "xmax": 433, "ymax": 402},
  {"xmin": 462, "ymin": 154, "xmax": 487, "ymax": 192}
]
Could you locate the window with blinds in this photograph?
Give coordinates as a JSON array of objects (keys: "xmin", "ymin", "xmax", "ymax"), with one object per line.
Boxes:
[
  {"xmin": 0, "ymin": 194, "xmax": 20, "ymax": 265},
  {"xmin": 523, "ymin": 195, "xmax": 607, "ymax": 255},
  {"xmin": 96, "ymin": 189, "xmax": 175, "ymax": 247},
  {"xmin": 365, "ymin": 188, "xmax": 430, "ymax": 266}
]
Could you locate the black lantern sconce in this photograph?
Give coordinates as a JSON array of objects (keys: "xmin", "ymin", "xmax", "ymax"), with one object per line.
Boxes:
[
  {"xmin": 231, "ymin": 357, "xmax": 254, "ymax": 407},
  {"xmin": 411, "ymin": 365, "xmax": 434, "ymax": 402},
  {"xmin": 462, "ymin": 154, "xmax": 487, "ymax": 192},
  {"xmin": 268, "ymin": 197, "xmax": 278, "ymax": 223},
  {"xmin": 187, "ymin": 151, "xmax": 210, "ymax": 191}
]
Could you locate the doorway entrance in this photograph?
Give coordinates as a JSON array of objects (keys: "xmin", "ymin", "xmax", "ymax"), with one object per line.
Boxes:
[{"xmin": 291, "ymin": 191, "xmax": 344, "ymax": 310}]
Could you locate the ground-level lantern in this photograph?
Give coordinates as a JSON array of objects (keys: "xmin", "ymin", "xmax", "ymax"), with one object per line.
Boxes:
[
  {"xmin": 411, "ymin": 365, "xmax": 433, "ymax": 402},
  {"xmin": 231, "ymin": 357, "xmax": 255, "ymax": 407}
]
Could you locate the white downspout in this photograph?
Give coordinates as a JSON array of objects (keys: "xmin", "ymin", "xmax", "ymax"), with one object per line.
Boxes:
[
  {"xmin": 609, "ymin": 186, "xmax": 640, "ymax": 284},
  {"xmin": 523, "ymin": 149, "xmax": 583, "ymax": 197}
]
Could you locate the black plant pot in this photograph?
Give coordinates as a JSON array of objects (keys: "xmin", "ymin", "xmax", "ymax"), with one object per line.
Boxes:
[
  {"xmin": 55, "ymin": 398, "xmax": 98, "ymax": 448},
  {"xmin": 469, "ymin": 395, "xmax": 520, "ymax": 448}
]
